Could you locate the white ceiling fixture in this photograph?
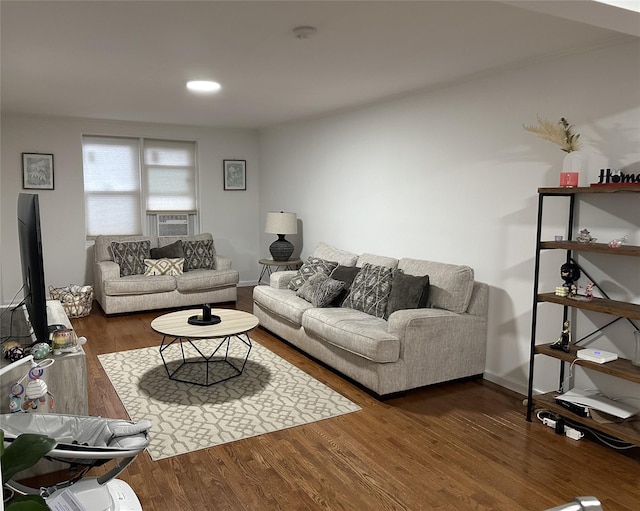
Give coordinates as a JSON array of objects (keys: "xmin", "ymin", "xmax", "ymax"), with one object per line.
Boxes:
[
  {"xmin": 186, "ymin": 80, "xmax": 221, "ymax": 93},
  {"xmin": 292, "ymin": 26, "xmax": 317, "ymax": 39}
]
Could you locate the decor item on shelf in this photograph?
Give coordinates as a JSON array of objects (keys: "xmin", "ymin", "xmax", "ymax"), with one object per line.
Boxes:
[
  {"xmin": 594, "ymin": 168, "xmax": 640, "ymax": 186},
  {"xmin": 633, "ymin": 330, "xmax": 640, "ymax": 367},
  {"xmin": 568, "ymin": 281, "xmax": 594, "ymax": 302},
  {"xmin": 554, "ymin": 286, "xmax": 568, "ymax": 297},
  {"xmin": 550, "ymin": 320, "xmax": 572, "ymax": 353},
  {"xmin": 265, "ymin": 211, "xmax": 297, "ymax": 261},
  {"xmin": 50, "ymin": 328, "xmax": 87, "ymax": 355},
  {"xmin": 608, "ymin": 235, "xmax": 628, "ymax": 248},
  {"xmin": 576, "ymin": 228, "xmax": 596, "ymax": 243},
  {"xmin": 523, "ymin": 116, "xmax": 584, "ymax": 187},
  {"xmin": 560, "ymin": 262, "xmax": 581, "ymax": 289}
]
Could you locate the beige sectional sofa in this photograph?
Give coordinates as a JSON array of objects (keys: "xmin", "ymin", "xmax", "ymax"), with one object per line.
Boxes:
[
  {"xmin": 253, "ymin": 242, "xmax": 488, "ymax": 396},
  {"xmin": 94, "ymin": 233, "xmax": 239, "ymax": 315}
]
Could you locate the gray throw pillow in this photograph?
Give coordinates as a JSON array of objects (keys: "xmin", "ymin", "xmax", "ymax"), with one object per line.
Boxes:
[
  {"xmin": 111, "ymin": 240, "xmax": 151, "ymax": 277},
  {"xmin": 343, "ymin": 263, "xmax": 395, "ymax": 318},
  {"xmin": 296, "ymin": 272, "xmax": 345, "ymax": 307},
  {"xmin": 150, "ymin": 240, "xmax": 184, "ymax": 259},
  {"xmin": 288, "ymin": 256, "xmax": 339, "ymax": 291},
  {"xmin": 384, "ymin": 270, "xmax": 430, "ymax": 319},
  {"xmin": 329, "ymin": 265, "xmax": 361, "ymax": 306},
  {"xmin": 183, "ymin": 239, "xmax": 216, "ymax": 271}
]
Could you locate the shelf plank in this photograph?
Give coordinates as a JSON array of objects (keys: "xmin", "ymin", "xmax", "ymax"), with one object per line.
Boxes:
[
  {"xmin": 538, "ymin": 293, "xmax": 640, "ymax": 320},
  {"xmin": 532, "ymin": 392, "xmax": 640, "ymax": 446},
  {"xmin": 540, "ymin": 241, "xmax": 640, "ymax": 257},
  {"xmin": 538, "ymin": 185, "xmax": 640, "ymax": 195},
  {"xmin": 535, "ymin": 343, "xmax": 640, "ymax": 384}
]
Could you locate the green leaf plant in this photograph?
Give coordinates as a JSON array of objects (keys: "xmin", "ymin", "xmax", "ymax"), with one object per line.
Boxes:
[{"xmin": 1, "ymin": 429, "xmax": 56, "ymax": 510}]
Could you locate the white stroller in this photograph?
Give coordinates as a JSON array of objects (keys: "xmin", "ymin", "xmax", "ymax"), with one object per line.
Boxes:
[{"xmin": 1, "ymin": 413, "xmax": 151, "ymax": 511}]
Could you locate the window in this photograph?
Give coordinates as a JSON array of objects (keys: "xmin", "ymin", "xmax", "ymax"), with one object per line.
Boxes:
[{"xmin": 82, "ymin": 136, "xmax": 197, "ymax": 237}]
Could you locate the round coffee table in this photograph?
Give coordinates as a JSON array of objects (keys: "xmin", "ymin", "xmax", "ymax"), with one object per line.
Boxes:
[{"xmin": 151, "ymin": 308, "xmax": 259, "ymax": 386}]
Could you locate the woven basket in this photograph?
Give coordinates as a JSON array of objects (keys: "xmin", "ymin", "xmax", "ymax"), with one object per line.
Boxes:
[{"xmin": 49, "ymin": 285, "xmax": 94, "ymax": 318}]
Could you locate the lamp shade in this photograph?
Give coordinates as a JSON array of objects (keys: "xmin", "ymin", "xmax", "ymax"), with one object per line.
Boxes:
[{"xmin": 265, "ymin": 211, "xmax": 297, "ymax": 235}]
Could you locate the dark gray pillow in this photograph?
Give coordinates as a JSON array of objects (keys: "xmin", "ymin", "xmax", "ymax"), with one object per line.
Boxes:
[
  {"xmin": 288, "ymin": 256, "xmax": 339, "ymax": 291},
  {"xmin": 329, "ymin": 265, "xmax": 361, "ymax": 306},
  {"xmin": 342, "ymin": 263, "xmax": 395, "ymax": 318},
  {"xmin": 111, "ymin": 240, "xmax": 151, "ymax": 277},
  {"xmin": 150, "ymin": 240, "xmax": 184, "ymax": 259},
  {"xmin": 183, "ymin": 239, "xmax": 216, "ymax": 271},
  {"xmin": 296, "ymin": 272, "xmax": 345, "ymax": 307},
  {"xmin": 384, "ymin": 270, "xmax": 430, "ymax": 319}
]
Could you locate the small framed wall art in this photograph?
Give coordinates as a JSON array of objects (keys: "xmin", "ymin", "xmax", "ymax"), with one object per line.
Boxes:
[
  {"xmin": 223, "ymin": 159, "xmax": 246, "ymax": 191},
  {"xmin": 22, "ymin": 152, "xmax": 54, "ymax": 190}
]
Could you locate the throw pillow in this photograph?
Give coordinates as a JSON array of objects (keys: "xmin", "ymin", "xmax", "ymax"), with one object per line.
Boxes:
[
  {"xmin": 296, "ymin": 272, "xmax": 345, "ymax": 308},
  {"xmin": 329, "ymin": 265, "xmax": 361, "ymax": 306},
  {"xmin": 150, "ymin": 240, "xmax": 184, "ymax": 259},
  {"xmin": 343, "ymin": 263, "xmax": 395, "ymax": 318},
  {"xmin": 111, "ymin": 240, "xmax": 151, "ymax": 277},
  {"xmin": 288, "ymin": 257, "xmax": 339, "ymax": 291},
  {"xmin": 144, "ymin": 258, "xmax": 185, "ymax": 276},
  {"xmin": 384, "ymin": 270, "xmax": 430, "ymax": 319},
  {"xmin": 183, "ymin": 239, "xmax": 216, "ymax": 271}
]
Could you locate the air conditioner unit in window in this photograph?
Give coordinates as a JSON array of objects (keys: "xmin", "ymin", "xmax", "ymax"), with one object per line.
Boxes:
[{"xmin": 157, "ymin": 213, "xmax": 190, "ymax": 237}]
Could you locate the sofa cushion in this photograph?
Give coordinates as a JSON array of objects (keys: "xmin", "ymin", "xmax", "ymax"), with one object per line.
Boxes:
[
  {"xmin": 150, "ymin": 240, "xmax": 184, "ymax": 259},
  {"xmin": 312, "ymin": 242, "xmax": 358, "ymax": 266},
  {"xmin": 253, "ymin": 286, "xmax": 315, "ymax": 327},
  {"xmin": 144, "ymin": 258, "xmax": 184, "ymax": 276},
  {"xmin": 288, "ymin": 256, "xmax": 339, "ymax": 291},
  {"xmin": 302, "ymin": 307, "xmax": 400, "ymax": 363},
  {"xmin": 183, "ymin": 239, "xmax": 216, "ymax": 271},
  {"xmin": 296, "ymin": 272, "xmax": 345, "ymax": 308},
  {"xmin": 343, "ymin": 263, "xmax": 395, "ymax": 318},
  {"xmin": 356, "ymin": 253, "xmax": 399, "ymax": 269},
  {"xmin": 111, "ymin": 240, "xmax": 151, "ymax": 277},
  {"xmin": 175, "ymin": 269, "xmax": 239, "ymax": 292},
  {"xmin": 384, "ymin": 270, "xmax": 430, "ymax": 319},
  {"xmin": 398, "ymin": 258, "xmax": 474, "ymax": 314},
  {"xmin": 104, "ymin": 274, "xmax": 176, "ymax": 296},
  {"xmin": 329, "ymin": 265, "xmax": 361, "ymax": 306}
]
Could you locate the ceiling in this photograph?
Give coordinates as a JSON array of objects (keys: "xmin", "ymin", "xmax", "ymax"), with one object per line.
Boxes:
[{"xmin": 1, "ymin": 1, "xmax": 638, "ymax": 129}]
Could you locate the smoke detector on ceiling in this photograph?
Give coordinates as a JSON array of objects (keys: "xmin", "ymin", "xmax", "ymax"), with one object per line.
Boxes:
[{"xmin": 293, "ymin": 26, "xmax": 317, "ymax": 39}]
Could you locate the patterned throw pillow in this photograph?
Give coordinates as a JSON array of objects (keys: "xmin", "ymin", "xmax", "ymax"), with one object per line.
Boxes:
[
  {"xmin": 183, "ymin": 239, "xmax": 216, "ymax": 271},
  {"xmin": 288, "ymin": 256, "xmax": 339, "ymax": 291},
  {"xmin": 144, "ymin": 258, "xmax": 185, "ymax": 276},
  {"xmin": 296, "ymin": 272, "xmax": 345, "ymax": 308},
  {"xmin": 343, "ymin": 263, "xmax": 395, "ymax": 318},
  {"xmin": 111, "ymin": 240, "xmax": 151, "ymax": 277}
]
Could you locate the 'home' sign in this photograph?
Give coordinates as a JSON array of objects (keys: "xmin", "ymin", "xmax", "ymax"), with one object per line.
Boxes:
[{"xmin": 597, "ymin": 169, "xmax": 640, "ymax": 184}]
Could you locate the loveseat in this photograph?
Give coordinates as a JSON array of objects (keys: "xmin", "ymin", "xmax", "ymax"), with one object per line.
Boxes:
[
  {"xmin": 253, "ymin": 242, "xmax": 488, "ymax": 396},
  {"xmin": 93, "ymin": 233, "xmax": 239, "ymax": 315}
]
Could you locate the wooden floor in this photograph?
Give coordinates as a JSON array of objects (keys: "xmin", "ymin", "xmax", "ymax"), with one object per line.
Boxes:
[{"xmin": 28, "ymin": 287, "xmax": 639, "ymax": 510}]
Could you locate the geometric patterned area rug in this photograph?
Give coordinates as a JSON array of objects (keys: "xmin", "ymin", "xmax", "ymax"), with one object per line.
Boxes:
[{"xmin": 98, "ymin": 339, "xmax": 360, "ymax": 460}]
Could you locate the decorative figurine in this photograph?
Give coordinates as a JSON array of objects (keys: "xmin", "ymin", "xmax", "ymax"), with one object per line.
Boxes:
[
  {"xmin": 576, "ymin": 229, "xmax": 597, "ymax": 243},
  {"xmin": 550, "ymin": 320, "xmax": 572, "ymax": 353},
  {"xmin": 560, "ymin": 262, "xmax": 581, "ymax": 290},
  {"xmin": 608, "ymin": 235, "xmax": 628, "ymax": 248},
  {"xmin": 568, "ymin": 281, "xmax": 594, "ymax": 302}
]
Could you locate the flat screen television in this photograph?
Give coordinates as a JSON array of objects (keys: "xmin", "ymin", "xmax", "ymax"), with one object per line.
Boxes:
[{"xmin": 17, "ymin": 192, "xmax": 49, "ymax": 344}]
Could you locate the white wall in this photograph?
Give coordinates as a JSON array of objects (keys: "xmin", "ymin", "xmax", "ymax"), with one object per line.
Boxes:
[
  {"xmin": 0, "ymin": 116, "xmax": 261, "ymax": 305},
  {"xmin": 258, "ymin": 39, "xmax": 640, "ymax": 396}
]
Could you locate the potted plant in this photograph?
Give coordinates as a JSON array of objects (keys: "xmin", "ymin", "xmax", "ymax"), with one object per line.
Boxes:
[{"xmin": 1, "ymin": 429, "xmax": 56, "ymax": 510}]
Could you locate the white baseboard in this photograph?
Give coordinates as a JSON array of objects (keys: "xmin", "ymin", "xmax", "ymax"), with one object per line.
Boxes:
[{"xmin": 483, "ymin": 371, "xmax": 528, "ymax": 396}]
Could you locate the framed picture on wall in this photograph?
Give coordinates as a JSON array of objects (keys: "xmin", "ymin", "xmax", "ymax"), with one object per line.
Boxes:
[
  {"xmin": 223, "ymin": 159, "xmax": 246, "ymax": 190},
  {"xmin": 22, "ymin": 153, "xmax": 54, "ymax": 190}
]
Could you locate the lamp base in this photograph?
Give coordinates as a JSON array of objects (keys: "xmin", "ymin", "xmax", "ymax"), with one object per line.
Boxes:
[{"xmin": 269, "ymin": 235, "xmax": 294, "ymax": 261}]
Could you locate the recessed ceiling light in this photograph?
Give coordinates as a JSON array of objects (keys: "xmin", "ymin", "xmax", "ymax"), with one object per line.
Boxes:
[{"xmin": 186, "ymin": 80, "xmax": 221, "ymax": 93}]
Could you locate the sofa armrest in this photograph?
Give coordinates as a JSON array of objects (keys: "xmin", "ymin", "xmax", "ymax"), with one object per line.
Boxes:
[
  {"xmin": 215, "ymin": 255, "xmax": 232, "ymax": 271},
  {"xmin": 96, "ymin": 260, "xmax": 121, "ymax": 281},
  {"xmin": 270, "ymin": 270, "xmax": 297, "ymax": 289}
]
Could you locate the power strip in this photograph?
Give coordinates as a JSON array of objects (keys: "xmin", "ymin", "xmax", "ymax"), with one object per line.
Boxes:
[{"xmin": 542, "ymin": 417, "xmax": 584, "ymax": 440}]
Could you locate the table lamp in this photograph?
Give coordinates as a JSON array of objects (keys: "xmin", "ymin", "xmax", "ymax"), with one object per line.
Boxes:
[{"xmin": 265, "ymin": 211, "xmax": 297, "ymax": 261}]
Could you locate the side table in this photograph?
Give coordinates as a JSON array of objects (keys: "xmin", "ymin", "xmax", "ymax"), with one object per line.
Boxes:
[{"xmin": 258, "ymin": 258, "xmax": 302, "ymax": 284}]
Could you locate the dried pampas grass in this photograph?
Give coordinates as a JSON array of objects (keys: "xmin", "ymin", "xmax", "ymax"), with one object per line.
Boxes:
[{"xmin": 523, "ymin": 116, "xmax": 581, "ymax": 153}]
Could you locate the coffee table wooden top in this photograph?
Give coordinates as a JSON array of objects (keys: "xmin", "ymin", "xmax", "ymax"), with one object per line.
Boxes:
[{"xmin": 151, "ymin": 309, "xmax": 259, "ymax": 339}]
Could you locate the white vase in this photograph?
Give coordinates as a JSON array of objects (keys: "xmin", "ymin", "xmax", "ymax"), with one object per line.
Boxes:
[{"xmin": 560, "ymin": 150, "xmax": 587, "ymax": 187}]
